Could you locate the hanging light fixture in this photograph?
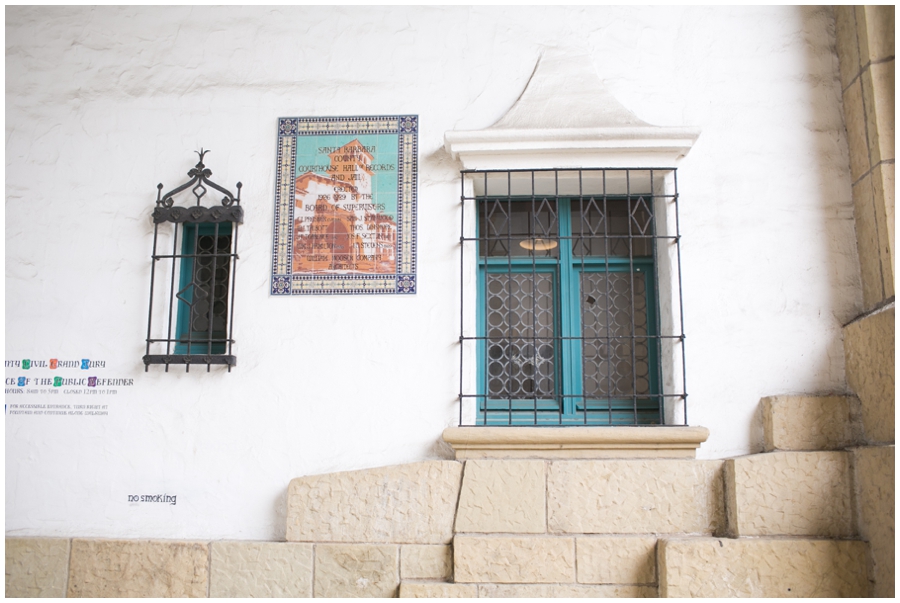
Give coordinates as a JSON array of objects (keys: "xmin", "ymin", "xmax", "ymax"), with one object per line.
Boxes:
[{"xmin": 519, "ymin": 238, "xmax": 558, "ymax": 251}]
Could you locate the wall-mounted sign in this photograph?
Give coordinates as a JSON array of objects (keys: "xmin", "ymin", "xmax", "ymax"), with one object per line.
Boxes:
[
  {"xmin": 271, "ymin": 115, "xmax": 418, "ymax": 295},
  {"xmin": 4, "ymin": 356, "xmax": 131, "ymax": 415}
]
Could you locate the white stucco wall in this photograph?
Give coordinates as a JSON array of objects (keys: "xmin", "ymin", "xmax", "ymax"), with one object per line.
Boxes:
[{"xmin": 6, "ymin": 6, "xmax": 859, "ymax": 540}]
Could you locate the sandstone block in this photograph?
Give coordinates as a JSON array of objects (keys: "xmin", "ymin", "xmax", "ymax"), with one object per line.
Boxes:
[
  {"xmin": 852, "ymin": 445, "xmax": 894, "ymax": 597},
  {"xmin": 287, "ymin": 461, "xmax": 462, "ymax": 544},
  {"xmin": 399, "ymin": 582, "xmax": 477, "ymax": 598},
  {"xmin": 209, "ymin": 541, "xmax": 313, "ymax": 597},
  {"xmin": 478, "ymin": 583, "xmax": 657, "ymax": 597},
  {"xmin": 67, "ymin": 539, "xmax": 208, "ymax": 598},
  {"xmin": 844, "ymin": 305, "xmax": 894, "ymax": 442},
  {"xmin": 874, "ymin": 162, "xmax": 895, "ymax": 286},
  {"xmin": 725, "ymin": 451, "xmax": 853, "ymax": 537},
  {"xmin": 547, "ymin": 460, "xmax": 724, "ymax": 535},
  {"xmin": 576, "ymin": 536, "xmax": 656, "ymax": 585},
  {"xmin": 762, "ymin": 395, "xmax": 858, "ymax": 451},
  {"xmin": 453, "ymin": 536, "xmax": 574, "ymax": 583},
  {"xmin": 659, "ymin": 537, "xmax": 868, "ymax": 597},
  {"xmin": 454, "ymin": 460, "xmax": 545, "ymax": 533},
  {"xmin": 853, "ymin": 175, "xmax": 886, "ymax": 307},
  {"xmin": 857, "ymin": 6, "xmax": 895, "ymax": 65},
  {"xmin": 834, "ymin": 6, "xmax": 861, "ymax": 88},
  {"xmin": 862, "ymin": 62, "xmax": 896, "ymax": 183},
  {"xmin": 400, "ymin": 545, "xmax": 451, "ymax": 581},
  {"xmin": 843, "ymin": 80, "xmax": 870, "ymax": 182},
  {"xmin": 5, "ymin": 538, "xmax": 70, "ymax": 598},
  {"xmin": 314, "ymin": 543, "xmax": 399, "ymax": 598}
]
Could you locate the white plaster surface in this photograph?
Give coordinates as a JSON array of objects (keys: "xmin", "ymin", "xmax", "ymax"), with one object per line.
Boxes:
[{"xmin": 6, "ymin": 6, "xmax": 860, "ymax": 540}]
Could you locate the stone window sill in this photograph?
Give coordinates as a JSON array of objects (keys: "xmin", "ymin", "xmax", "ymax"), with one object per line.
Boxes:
[{"xmin": 442, "ymin": 426, "xmax": 709, "ymax": 459}]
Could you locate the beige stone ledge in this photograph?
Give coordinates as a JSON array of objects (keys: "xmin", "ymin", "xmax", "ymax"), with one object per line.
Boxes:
[
  {"xmin": 400, "ymin": 545, "xmax": 452, "ymax": 581},
  {"xmin": 442, "ymin": 426, "xmax": 709, "ymax": 459},
  {"xmin": 286, "ymin": 460, "xmax": 463, "ymax": 544},
  {"xmin": 477, "ymin": 583, "xmax": 657, "ymax": 597},
  {"xmin": 455, "ymin": 460, "xmax": 546, "ymax": 533},
  {"xmin": 67, "ymin": 539, "xmax": 209, "ymax": 598},
  {"xmin": 576, "ymin": 536, "xmax": 657, "ymax": 585},
  {"xmin": 725, "ymin": 451, "xmax": 853, "ymax": 538},
  {"xmin": 851, "ymin": 445, "xmax": 895, "ymax": 597},
  {"xmin": 762, "ymin": 395, "xmax": 860, "ymax": 451},
  {"xmin": 454, "ymin": 535, "xmax": 575, "ymax": 584},
  {"xmin": 5, "ymin": 537, "xmax": 70, "ymax": 598},
  {"xmin": 314, "ymin": 543, "xmax": 399, "ymax": 598},
  {"xmin": 659, "ymin": 537, "xmax": 869, "ymax": 597},
  {"xmin": 547, "ymin": 459, "xmax": 724, "ymax": 535},
  {"xmin": 399, "ymin": 581, "xmax": 478, "ymax": 598},
  {"xmin": 209, "ymin": 541, "xmax": 313, "ymax": 597}
]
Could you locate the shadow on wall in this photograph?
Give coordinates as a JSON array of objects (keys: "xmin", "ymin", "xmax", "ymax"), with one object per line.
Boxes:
[{"xmin": 798, "ymin": 5, "xmax": 863, "ymax": 324}]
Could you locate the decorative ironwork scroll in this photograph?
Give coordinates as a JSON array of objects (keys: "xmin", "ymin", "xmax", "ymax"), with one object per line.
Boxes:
[{"xmin": 271, "ymin": 115, "xmax": 418, "ymax": 295}]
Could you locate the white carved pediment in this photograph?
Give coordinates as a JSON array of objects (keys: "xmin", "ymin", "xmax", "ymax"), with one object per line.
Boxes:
[{"xmin": 445, "ymin": 48, "xmax": 700, "ymax": 169}]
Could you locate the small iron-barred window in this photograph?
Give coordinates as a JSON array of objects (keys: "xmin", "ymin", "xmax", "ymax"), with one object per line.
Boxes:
[
  {"xmin": 459, "ymin": 169, "xmax": 687, "ymax": 426},
  {"xmin": 144, "ymin": 150, "xmax": 243, "ymax": 372}
]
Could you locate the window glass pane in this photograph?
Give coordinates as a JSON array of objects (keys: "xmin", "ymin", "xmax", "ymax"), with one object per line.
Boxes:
[
  {"xmin": 571, "ymin": 197, "xmax": 652, "ymax": 257},
  {"xmin": 486, "ymin": 273, "xmax": 555, "ymax": 399},
  {"xmin": 479, "ymin": 198, "xmax": 559, "ymax": 258},
  {"xmin": 580, "ymin": 271, "xmax": 650, "ymax": 397}
]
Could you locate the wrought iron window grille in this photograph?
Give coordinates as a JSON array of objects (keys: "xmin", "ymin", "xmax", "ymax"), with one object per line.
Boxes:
[
  {"xmin": 144, "ymin": 150, "xmax": 243, "ymax": 372},
  {"xmin": 458, "ymin": 168, "xmax": 688, "ymax": 426}
]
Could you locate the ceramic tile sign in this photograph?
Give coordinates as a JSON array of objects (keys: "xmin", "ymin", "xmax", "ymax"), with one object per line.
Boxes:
[{"xmin": 271, "ymin": 115, "xmax": 418, "ymax": 295}]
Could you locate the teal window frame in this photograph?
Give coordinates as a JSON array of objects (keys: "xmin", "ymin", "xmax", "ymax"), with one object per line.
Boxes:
[
  {"xmin": 476, "ymin": 196, "xmax": 661, "ymax": 426},
  {"xmin": 174, "ymin": 221, "xmax": 233, "ymax": 356}
]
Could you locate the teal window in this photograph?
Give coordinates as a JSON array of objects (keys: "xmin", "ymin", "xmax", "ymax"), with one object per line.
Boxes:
[
  {"xmin": 476, "ymin": 195, "xmax": 661, "ymax": 425},
  {"xmin": 174, "ymin": 222, "xmax": 233, "ymax": 356}
]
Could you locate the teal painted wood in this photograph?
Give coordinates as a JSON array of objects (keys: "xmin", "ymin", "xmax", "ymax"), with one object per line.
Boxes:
[{"xmin": 174, "ymin": 222, "xmax": 233, "ymax": 355}]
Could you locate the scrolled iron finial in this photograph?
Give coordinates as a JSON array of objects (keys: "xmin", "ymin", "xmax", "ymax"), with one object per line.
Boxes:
[
  {"xmin": 195, "ymin": 148, "xmax": 210, "ymax": 165},
  {"xmin": 153, "ymin": 150, "xmax": 242, "ymax": 221}
]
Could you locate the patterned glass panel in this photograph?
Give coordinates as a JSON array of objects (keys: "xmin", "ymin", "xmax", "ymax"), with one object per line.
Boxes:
[
  {"xmin": 571, "ymin": 198, "xmax": 652, "ymax": 257},
  {"xmin": 479, "ymin": 198, "xmax": 559, "ymax": 258},
  {"xmin": 581, "ymin": 272, "xmax": 650, "ymax": 397},
  {"xmin": 486, "ymin": 273, "xmax": 555, "ymax": 399}
]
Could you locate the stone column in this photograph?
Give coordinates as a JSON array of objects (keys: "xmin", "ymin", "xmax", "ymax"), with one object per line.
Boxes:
[{"xmin": 834, "ymin": 6, "xmax": 894, "ymax": 597}]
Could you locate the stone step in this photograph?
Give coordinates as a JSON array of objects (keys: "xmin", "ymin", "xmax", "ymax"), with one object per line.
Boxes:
[
  {"xmin": 761, "ymin": 395, "xmax": 860, "ymax": 451},
  {"xmin": 399, "ymin": 581, "xmax": 656, "ymax": 598},
  {"xmin": 286, "ymin": 460, "xmax": 462, "ymax": 544},
  {"xmin": 725, "ymin": 451, "xmax": 854, "ymax": 537},
  {"xmin": 456, "ymin": 458, "xmax": 725, "ymax": 536},
  {"xmin": 453, "ymin": 534, "xmax": 659, "ymax": 587},
  {"xmin": 658, "ymin": 537, "xmax": 869, "ymax": 597},
  {"xmin": 399, "ymin": 581, "xmax": 477, "ymax": 598}
]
